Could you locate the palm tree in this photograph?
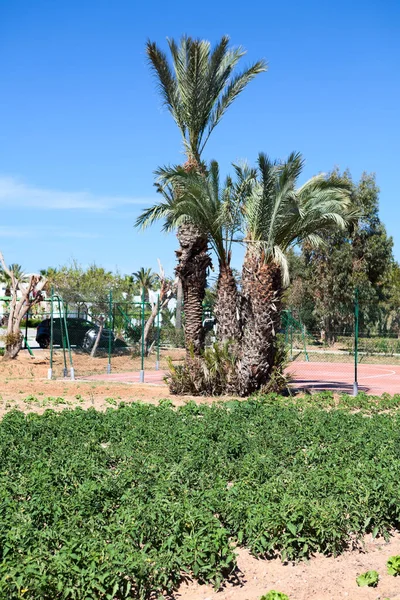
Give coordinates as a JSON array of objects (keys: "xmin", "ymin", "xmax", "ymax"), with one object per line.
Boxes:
[
  {"xmin": 39, "ymin": 267, "xmax": 58, "ymax": 294},
  {"xmin": 0, "ymin": 263, "xmax": 26, "ymax": 296},
  {"xmin": 133, "ymin": 267, "xmax": 158, "ymax": 301},
  {"xmin": 238, "ymin": 152, "xmax": 356, "ymax": 394},
  {"xmin": 145, "ymin": 35, "xmax": 266, "ymax": 353},
  {"xmin": 137, "ymin": 161, "xmax": 255, "ymax": 345}
]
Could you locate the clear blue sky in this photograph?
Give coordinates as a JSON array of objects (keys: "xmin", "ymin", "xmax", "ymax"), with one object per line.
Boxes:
[{"xmin": 0, "ymin": 0, "xmax": 399, "ymax": 277}]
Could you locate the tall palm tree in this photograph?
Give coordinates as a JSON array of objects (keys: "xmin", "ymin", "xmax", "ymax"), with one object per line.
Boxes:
[
  {"xmin": 133, "ymin": 267, "xmax": 158, "ymax": 301},
  {"xmin": 137, "ymin": 161, "xmax": 255, "ymax": 345},
  {"xmin": 145, "ymin": 35, "xmax": 266, "ymax": 353},
  {"xmin": 238, "ymin": 152, "xmax": 356, "ymax": 394}
]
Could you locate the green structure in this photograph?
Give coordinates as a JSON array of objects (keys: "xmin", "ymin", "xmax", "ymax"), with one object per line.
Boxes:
[{"xmin": 282, "ymin": 309, "xmax": 309, "ymax": 362}]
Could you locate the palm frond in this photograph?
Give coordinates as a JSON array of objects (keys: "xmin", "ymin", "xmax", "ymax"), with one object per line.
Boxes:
[{"xmin": 147, "ymin": 36, "xmax": 266, "ymax": 161}]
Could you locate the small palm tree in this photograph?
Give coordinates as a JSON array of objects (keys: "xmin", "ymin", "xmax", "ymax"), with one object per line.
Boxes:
[
  {"xmin": 238, "ymin": 152, "xmax": 356, "ymax": 394},
  {"xmin": 145, "ymin": 35, "xmax": 266, "ymax": 354},
  {"xmin": 137, "ymin": 161, "xmax": 256, "ymax": 344},
  {"xmin": 133, "ymin": 268, "xmax": 158, "ymax": 301}
]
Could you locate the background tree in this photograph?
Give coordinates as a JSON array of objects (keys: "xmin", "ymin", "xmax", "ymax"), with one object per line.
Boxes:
[
  {"xmin": 0, "ymin": 253, "xmax": 46, "ymax": 359},
  {"xmin": 1, "ymin": 263, "xmax": 26, "ymax": 297},
  {"xmin": 288, "ymin": 171, "xmax": 394, "ymax": 341},
  {"xmin": 132, "ymin": 267, "xmax": 158, "ymax": 301},
  {"xmin": 50, "ymin": 262, "xmax": 123, "ymax": 357},
  {"xmin": 146, "ymin": 35, "xmax": 266, "ymax": 354}
]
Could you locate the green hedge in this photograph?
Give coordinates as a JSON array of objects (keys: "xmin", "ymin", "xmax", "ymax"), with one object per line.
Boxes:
[
  {"xmin": 339, "ymin": 335, "xmax": 400, "ymax": 355},
  {"xmin": 1, "ymin": 397, "xmax": 400, "ymax": 598}
]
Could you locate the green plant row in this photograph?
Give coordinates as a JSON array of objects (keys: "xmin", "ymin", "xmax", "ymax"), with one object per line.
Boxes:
[{"xmin": 1, "ymin": 397, "xmax": 400, "ymax": 598}]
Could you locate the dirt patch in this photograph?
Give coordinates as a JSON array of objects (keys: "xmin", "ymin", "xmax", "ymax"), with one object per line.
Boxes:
[
  {"xmin": 0, "ymin": 349, "xmax": 220, "ymax": 418},
  {"xmin": 177, "ymin": 533, "xmax": 400, "ymax": 600}
]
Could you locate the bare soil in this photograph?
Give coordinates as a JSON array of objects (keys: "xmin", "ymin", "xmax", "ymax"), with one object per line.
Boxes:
[
  {"xmin": 0, "ymin": 349, "xmax": 205, "ymax": 418},
  {"xmin": 177, "ymin": 534, "xmax": 400, "ymax": 600},
  {"xmin": 2, "ymin": 350, "xmax": 400, "ymax": 600}
]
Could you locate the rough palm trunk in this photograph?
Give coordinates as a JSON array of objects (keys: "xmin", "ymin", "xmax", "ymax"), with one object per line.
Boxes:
[
  {"xmin": 238, "ymin": 251, "xmax": 282, "ymax": 396},
  {"xmin": 176, "ymin": 223, "xmax": 211, "ymax": 355},
  {"xmin": 215, "ymin": 263, "xmax": 241, "ymax": 344}
]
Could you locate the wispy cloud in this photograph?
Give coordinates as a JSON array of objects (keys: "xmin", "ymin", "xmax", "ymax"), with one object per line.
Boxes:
[
  {"xmin": 0, "ymin": 226, "xmax": 100, "ymax": 239},
  {"xmin": 0, "ymin": 176, "xmax": 154, "ymax": 211}
]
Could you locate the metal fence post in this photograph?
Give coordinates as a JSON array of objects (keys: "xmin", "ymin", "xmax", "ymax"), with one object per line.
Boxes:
[
  {"xmin": 140, "ymin": 288, "xmax": 145, "ymax": 382},
  {"xmin": 353, "ymin": 288, "xmax": 359, "ymax": 396},
  {"xmin": 48, "ymin": 286, "xmax": 54, "ymax": 379},
  {"xmin": 156, "ymin": 295, "xmax": 160, "ymax": 371},
  {"xmin": 107, "ymin": 289, "xmax": 112, "ymax": 374}
]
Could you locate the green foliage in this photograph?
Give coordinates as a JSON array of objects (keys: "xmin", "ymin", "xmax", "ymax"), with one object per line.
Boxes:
[
  {"xmin": 340, "ymin": 334, "xmax": 400, "ymax": 356},
  {"xmin": 2, "ymin": 398, "xmax": 400, "ymax": 597},
  {"xmin": 260, "ymin": 592, "xmax": 289, "ymax": 600},
  {"xmin": 387, "ymin": 555, "xmax": 400, "ymax": 576},
  {"xmin": 146, "ymin": 36, "xmax": 266, "ymax": 164},
  {"xmin": 166, "ymin": 341, "xmax": 238, "ymax": 395},
  {"xmin": 356, "ymin": 570, "xmax": 379, "ymax": 587},
  {"xmin": 258, "ymin": 334, "xmax": 291, "ymax": 395},
  {"xmin": 286, "ymin": 171, "xmax": 394, "ymax": 339},
  {"xmin": 48, "ymin": 260, "xmax": 136, "ymax": 316},
  {"xmin": 160, "ymin": 327, "xmax": 185, "ymax": 348}
]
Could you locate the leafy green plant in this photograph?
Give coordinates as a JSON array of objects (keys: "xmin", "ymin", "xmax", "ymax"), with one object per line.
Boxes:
[
  {"xmin": 1, "ymin": 398, "xmax": 400, "ymax": 597},
  {"xmin": 387, "ymin": 555, "xmax": 400, "ymax": 576},
  {"xmin": 166, "ymin": 341, "xmax": 238, "ymax": 395},
  {"xmin": 260, "ymin": 592, "xmax": 290, "ymax": 600},
  {"xmin": 105, "ymin": 397, "xmax": 118, "ymax": 405},
  {"xmin": 356, "ymin": 570, "xmax": 379, "ymax": 587}
]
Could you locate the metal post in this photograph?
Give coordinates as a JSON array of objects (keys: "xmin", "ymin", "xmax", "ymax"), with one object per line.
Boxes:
[
  {"xmin": 61, "ymin": 297, "xmax": 75, "ymax": 380},
  {"xmin": 289, "ymin": 311, "xmax": 293, "ymax": 361},
  {"xmin": 107, "ymin": 289, "xmax": 112, "ymax": 374},
  {"xmin": 58, "ymin": 297, "xmax": 68, "ymax": 378},
  {"xmin": 48, "ymin": 286, "xmax": 54, "ymax": 379},
  {"xmin": 353, "ymin": 288, "xmax": 359, "ymax": 396},
  {"xmin": 24, "ymin": 309, "xmax": 29, "ymax": 350},
  {"xmin": 140, "ymin": 287, "xmax": 145, "ymax": 382},
  {"xmin": 156, "ymin": 295, "xmax": 160, "ymax": 370},
  {"xmin": 303, "ymin": 324, "xmax": 309, "ymax": 362}
]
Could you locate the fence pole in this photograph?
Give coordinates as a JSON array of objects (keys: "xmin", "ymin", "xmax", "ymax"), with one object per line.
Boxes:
[
  {"xmin": 48, "ymin": 286, "xmax": 54, "ymax": 379},
  {"xmin": 107, "ymin": 289, "xmax": 112, "ymax": 374},
  {"xmin": 140, "ymin": 288, "xmax": 145, "ymax": 382},
  {"xmin": 289, "ymin": 310, "xmax": 293, "ymax": 361},
  {"xmin": 57, "ymin": 296, "xmax": 68, "ymax": 378},
  {"xmin": 353, "ymin": 288, "xmax": 359, "ymax": 396},
  {"xmin": 24, "ymin": 309, "xmax": 29, "ymax": 350},
  {"xmin": 156, "ymin": 295, "xmax": 160, "ymax": 371}
]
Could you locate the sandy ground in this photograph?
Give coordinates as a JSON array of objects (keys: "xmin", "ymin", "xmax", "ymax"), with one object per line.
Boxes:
[
  {"xmin": 0, "ymin": 349, "xmax": 209, "ymax": 418},
  {"xmin": 2, "ymin": 351, "xmax": 400, "ymax": 600},
  {"xmin": 177, "ymin": 534, "xmax": 400, "ymax": 600}
]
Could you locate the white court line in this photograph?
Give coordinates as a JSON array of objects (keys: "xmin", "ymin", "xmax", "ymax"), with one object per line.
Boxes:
[{"xmin": 361, "ymin": 369, "xmax": 396, "ymax": 380}]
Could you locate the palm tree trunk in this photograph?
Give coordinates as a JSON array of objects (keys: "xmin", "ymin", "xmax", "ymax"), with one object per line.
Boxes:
[
  {"xmin": 175, "ymin": 223, "xmax": 211, "ymax": 355},
  {"xmin": 238, "ymin": 251, "xmax": 282, "ymax": 396},
  {"xmin": 215, "ymin": 263, "xmax": 241, "ymax": 344}
]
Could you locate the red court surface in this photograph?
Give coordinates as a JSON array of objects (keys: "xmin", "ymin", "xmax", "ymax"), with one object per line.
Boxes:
[
  {"xmin": 289, "ymin": 361, "xmax": 400, "ymax": 395},
  {"xmin": 82, "ymin": 361, "xmax": 400, "ymax": 396}
]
